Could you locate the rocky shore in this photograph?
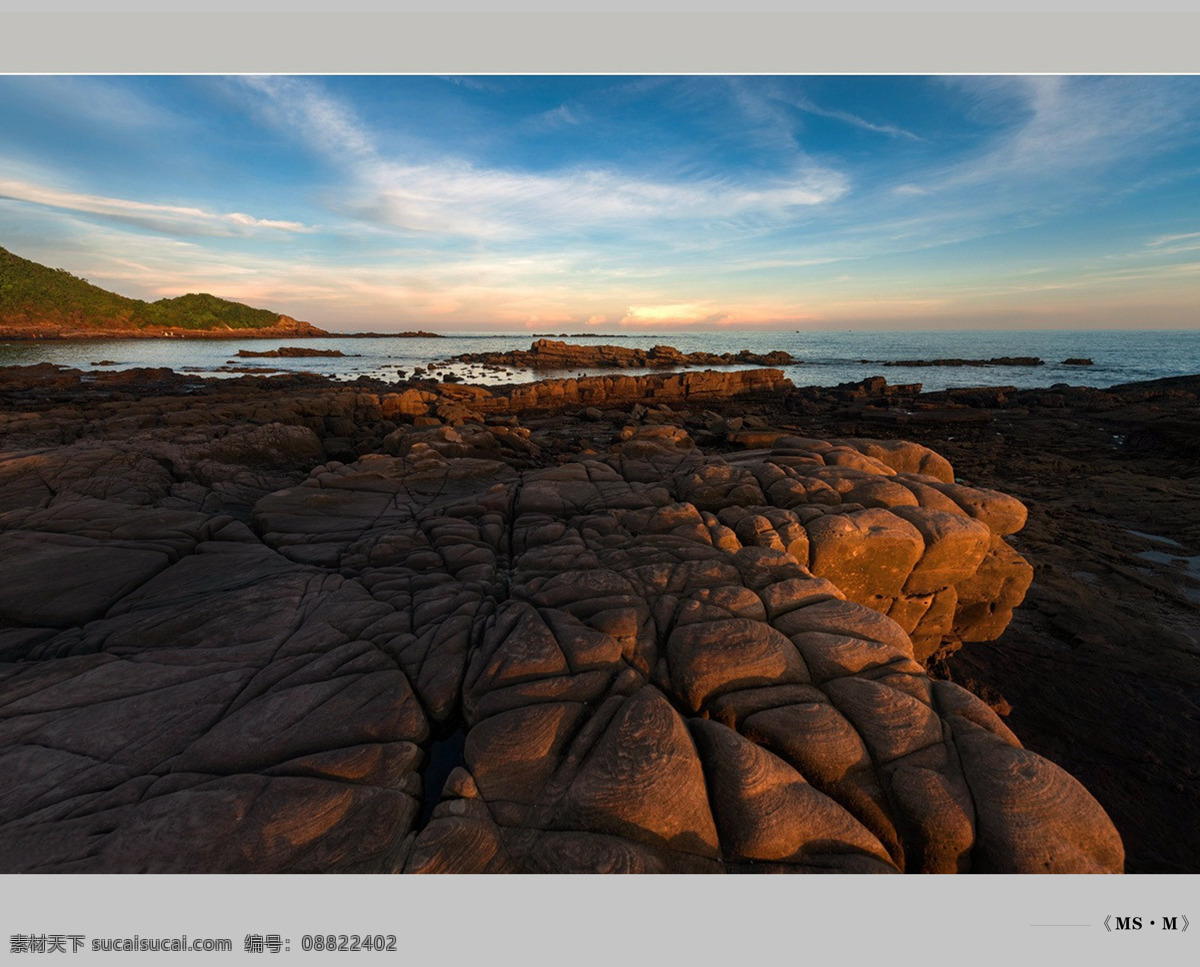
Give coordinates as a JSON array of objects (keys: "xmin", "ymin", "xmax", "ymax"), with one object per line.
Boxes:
[
  {"xmin": 453, "ymin": 338, "xmax": 797, "ymax": 370},
  {"xmin": 1, "ymin": 362, "xmax": 1195, "ymax": 872}
]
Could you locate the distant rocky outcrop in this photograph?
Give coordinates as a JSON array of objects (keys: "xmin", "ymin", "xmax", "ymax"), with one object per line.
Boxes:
[
  {"xmin": 0, "ymin": 363, "xmax": 1122, "ymax": 873},
  {"xmin": 454, "ymin": 338, "xmax": 797, "ymax": 370},
  {"xmin": 236, "ymin": 347, "xmax": 346, "ymax": 358}
]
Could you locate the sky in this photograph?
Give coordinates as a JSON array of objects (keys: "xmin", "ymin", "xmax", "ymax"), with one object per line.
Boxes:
[{"xmin": 1, "ymin": 74, "xmax": 1198, "ymax": 333}]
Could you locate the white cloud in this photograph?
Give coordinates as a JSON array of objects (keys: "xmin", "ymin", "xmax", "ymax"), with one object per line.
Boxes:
[
  {"xmin": 349, "ymin": 161, "xmax": 847, "ymax": 240},
  {"xmin": 0, "ymin": 178, "xmax": 315, "ymax": 237}
]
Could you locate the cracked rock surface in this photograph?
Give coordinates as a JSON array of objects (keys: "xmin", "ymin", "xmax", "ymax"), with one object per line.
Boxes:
[{"xmin": 0, "ymin": 368, "xmax": 1121, "ymax": 872}]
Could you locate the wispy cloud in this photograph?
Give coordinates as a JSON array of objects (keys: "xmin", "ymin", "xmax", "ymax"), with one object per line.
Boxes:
[
  {"xmin": 1148, "ymin": 231, "xmax": 1200, "ymax": 247},
  {"xmin": 720, "ymin": 77, "xmax": 807, "ymax": 156},
  {"xmin": 239, "ymin": 76, "xmax": 376, "ymax": 162},
  {"xmin": 238, "ymin": 76, "xmax": 848, "ymax": 242},
  {"xmin": 349, "ymin": 162, "xmax": 847, "ymax": 239},
  {"xmin": 790, "ymin": 94, "xmax": 925, "ymax": 142},
  {"xmin": 0, "ymin": 178, "xmax": 315, "ymax": 237},
  {"xmin": 527, "ymin": 103, "xmax": 582, "ymax": 130},
  {"xmin": 0, "ymin": 75, "xmax": 182, "ymax": 133},
  {"xmin": 812, "ymin": 76, "xmax": 1200, "ymax": 266},
  {"xmin": 437, "ymin": 76, "xmax": 506, "ymax": 94},
  {"xmin": 937, "ymin": 76, "xmax": 1199, "ymax": 190}
]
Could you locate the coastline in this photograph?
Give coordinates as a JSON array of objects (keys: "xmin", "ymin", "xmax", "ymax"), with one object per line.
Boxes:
[
  {"xmin": 6, "ymin": 331, "xmax": 1193, "ymax": 398},
  {"xmin": 0, "ymin": 318, "xmax": 325, "ymax": 341},
  {"xmin": 0, "ymin": 327, "xmax": 443, "ymax": 341},
  {"xmin": 0, "ymin": 331, "xmax": 318, "ymax": 341},
  {"xmin": 0, "ymin": 361, "xmax": 1195, "ymax": 872}
]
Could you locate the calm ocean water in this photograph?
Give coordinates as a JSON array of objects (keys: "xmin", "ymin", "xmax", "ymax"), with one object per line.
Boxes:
[{"xmin": 1, "ymin": 329, "xmax": 1197, "ymax": 393}]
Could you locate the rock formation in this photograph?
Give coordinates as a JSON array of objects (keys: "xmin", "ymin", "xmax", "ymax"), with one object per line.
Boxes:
[
  {"xmin": 0, "ymin": 364, "xmax": 1122, "ymax": 873},
  {"xmin": 453, "ymin": 338, "xmax": 796, "ymax": 369}
]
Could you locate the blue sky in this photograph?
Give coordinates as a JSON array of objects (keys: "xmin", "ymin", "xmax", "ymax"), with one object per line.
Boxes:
[{"xmin": 1, "ymin": 75, "xmax": 1197, "ymax": 332}]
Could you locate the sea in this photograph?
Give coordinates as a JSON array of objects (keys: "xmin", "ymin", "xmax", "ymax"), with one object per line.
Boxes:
[{"xmin": 1, "ymin": 329, "xmax": 1197, "ymax": 393}]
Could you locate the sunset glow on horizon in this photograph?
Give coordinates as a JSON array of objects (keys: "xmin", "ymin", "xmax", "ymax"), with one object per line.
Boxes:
[{"xmin": 1, "ymin": 74, "xmax": 1197, "ymax": 332}]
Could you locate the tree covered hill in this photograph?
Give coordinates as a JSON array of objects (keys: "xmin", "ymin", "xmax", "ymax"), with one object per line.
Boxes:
[{"xmin": 0, "ymin": 246, "xmax": 323, "ymax": 335}]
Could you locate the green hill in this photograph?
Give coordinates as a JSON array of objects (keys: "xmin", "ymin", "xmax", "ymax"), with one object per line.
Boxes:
[{"xmin": 0, "ymin": 245, "xmax": 320, "ymax": 334}]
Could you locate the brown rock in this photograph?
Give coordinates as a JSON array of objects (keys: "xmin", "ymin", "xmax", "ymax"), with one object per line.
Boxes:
[
  {"xmin": 690, "ymin": 718, "xmax": 897, "ymax": 869},
  {"xmin": 806, "ymin": 508, "xmax": 925, "ymax": 605},
  {"xmin": 556, "ymin": 687, "xmax": 721, "ymax": 858},
  {"xmin": 0, "ymin": 363, "xmax": 1124, "ymax": 875}
]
